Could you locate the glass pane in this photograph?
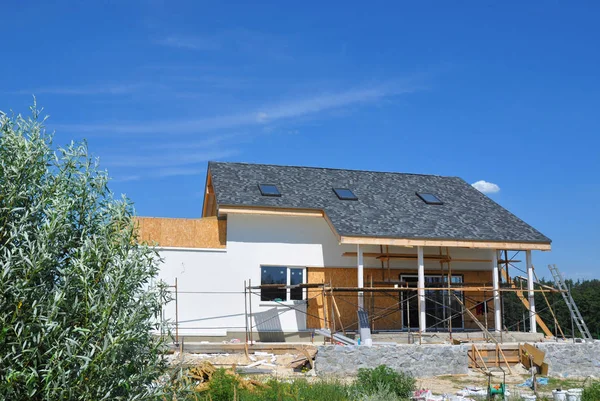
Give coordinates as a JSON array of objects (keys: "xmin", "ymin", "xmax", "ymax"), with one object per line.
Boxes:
[
  {"xmin": 333, "ymin": 188, "xmax": 358, "ymax": 200},
  {"xmin": 261, "ymin": 266, "xmax": 286, "ymax": 301},
  {"xmin": 417, "ymin": 193, "xmax": 443, "ymax": 204},
  {"xmin": 290, "ymin": 268, "xmax": 304, "ymax": 300},
  {"xmin": 259, "ymin": 184, "xmax": 281, "ymax": 196}
]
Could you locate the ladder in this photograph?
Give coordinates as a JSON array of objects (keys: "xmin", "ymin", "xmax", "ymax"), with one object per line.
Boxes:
[{"xmin": 548, "ymin": 264, "xmax": 593, "ymax": 340}]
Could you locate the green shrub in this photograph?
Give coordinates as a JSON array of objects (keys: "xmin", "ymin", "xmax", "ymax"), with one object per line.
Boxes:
[
  {"xmin": 0, "ymin": 105, "xmax": 170, "ymax": 400},
  {"xmin": 206, "ymin": 369, "xmax": 241, "ymax": 401},
  {"xmin": 356, "ymin": 365, "xmax": 415, "ymax": 398},
  {"xmin": 195, "ymin": 374, "xmax": 351, "ymax": 401},
  {"xmin": 290, "ymin": 378, "xmax": 350, "ymax": 401},
  {"xmin": 583, "ymin": 381, "xmax": 600, "ymax": 401},
  {"xmin": 356, "ymin": 383, "xmax": 397, "ymax": 401}
]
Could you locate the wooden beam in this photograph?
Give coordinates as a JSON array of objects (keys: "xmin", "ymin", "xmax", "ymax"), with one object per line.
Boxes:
[
  {"xmin": 218, "ymin": 206, "xmax": 324, "ymax": 218},
  {"xmin": 342, "ymin": 252, "xmax": 497, "ymax": 263},
  {"xmin": 201, "ymin": 172, "xmax": 214, "ymax": 217},
  {"xmin": 514, "ymin": 276, "xmax": 561, "ymax": 292},
  {"xmin": 327, "ymin": 286, "xmax": 560, "ymax": 293},
  {"xmin": 499, "ymin": 268, "xmax": 554, "ymax": 337},
  {"xmin": 340, "ymin": 236, "xmax": 551, "ymax": 251}
]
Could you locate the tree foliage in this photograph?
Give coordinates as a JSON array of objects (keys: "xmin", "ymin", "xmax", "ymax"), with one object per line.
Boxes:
[
  {"xmin": 0, "ymin": 106, "xmax": 169, "ymax": 400},
  {"xmin": 502, "ymin": 276, "xmax": 600, "ymax": 339}
]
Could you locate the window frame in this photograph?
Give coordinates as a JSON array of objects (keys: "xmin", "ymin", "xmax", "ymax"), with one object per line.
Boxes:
[
  {"xmin": 416, "ymin": 192, "xmax": 443, "ymax": 205},
  {"xmin": 260, "ymin": 265, "xmax": 306, "ymax": 304},
  {"xmin": 332, "ymin": 187, "xmax": 358, "ymax": 201},
  {"xmin": 258, "ymin": 183, "xmax": 282, "ymax": 197}
]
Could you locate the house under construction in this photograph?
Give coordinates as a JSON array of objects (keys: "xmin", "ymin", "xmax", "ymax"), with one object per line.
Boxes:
[{"xmin": 137, "ymin": 161, "xmax": 572, "ymax": 343}]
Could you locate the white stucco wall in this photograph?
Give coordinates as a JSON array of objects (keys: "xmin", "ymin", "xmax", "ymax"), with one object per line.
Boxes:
[{"xmin": 156, "ymin": 214, "xmax": 503, "ymax": 337}]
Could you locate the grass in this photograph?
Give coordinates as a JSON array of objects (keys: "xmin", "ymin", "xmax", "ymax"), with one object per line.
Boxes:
[
  {"xmin": 185, "ymin": 365, "xmax": 416, "ymax": 401},
  {"xmin": 583, "ymin": 381, "xmax": 600, "ymax": 401}
]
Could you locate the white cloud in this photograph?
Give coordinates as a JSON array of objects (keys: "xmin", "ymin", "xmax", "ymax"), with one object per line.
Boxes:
[
  {"xmin": 256, "ymin": 112, "xmax": 269, "ymax": 123},
  {"xmin": 112, "ymin": 175, "xmax": 142, "ymax": 183},
  {"xmin": 53, "ymin": 82, "xmax": 416, "ymax": 135},
  {"xmin": 155, "ymin": 35, "xmax": 221, "ymax": 51},
  {"xmin": 102, "ymin": 150, "xmax": 237, "ymax": 168},
  {"xmin": 155, "ymin": 167, "xmax": 205, "ymax": 178},
  {"xmin": 8, "ymin": 83, "xmax": 148, "ymax": 96},
  {"xmin": 472, "ymin": 180, "xmax": 500, "ymax": 194}
]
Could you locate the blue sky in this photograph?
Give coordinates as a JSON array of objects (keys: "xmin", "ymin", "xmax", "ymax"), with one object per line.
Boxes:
[{"xmin": 1, "ymin": 1, "xmax": 599, "ymax": 279}]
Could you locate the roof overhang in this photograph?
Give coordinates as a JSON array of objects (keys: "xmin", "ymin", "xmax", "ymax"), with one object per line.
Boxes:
[
  {"xmin": 340, "ymin": 235, "xmax": 551, "ymax": 251},
  {"xmin": 218, "ymin": 206, "xmax": 324, "ymax": 218},
  {"xmin": 217, "ymin": 205, "xmax": 551, "ymax": 251}
]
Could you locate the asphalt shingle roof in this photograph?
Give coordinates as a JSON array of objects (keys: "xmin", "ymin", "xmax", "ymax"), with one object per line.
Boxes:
[{"xmin": 208, "ymin": 161, "xmax": 551, "ymax": 244}]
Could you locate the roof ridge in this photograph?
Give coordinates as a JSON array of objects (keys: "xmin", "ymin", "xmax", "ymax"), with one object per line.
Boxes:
[{"xmin": 208, "ymin": 160, "xmax": 457, "ymax": 179}]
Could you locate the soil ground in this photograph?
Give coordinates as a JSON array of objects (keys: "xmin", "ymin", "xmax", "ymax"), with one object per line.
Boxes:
[{"xmin": 167, "ymin": 351, "xmax": 589, "ymax": 399}]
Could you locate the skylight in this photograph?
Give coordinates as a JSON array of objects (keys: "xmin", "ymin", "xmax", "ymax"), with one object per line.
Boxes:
[
  {"xmin": 416, "ymin": 192, "xmax": 443, "ymax": 205},
  {"xmin": 258, "ymin": 184, "xmax": 281, "ymax": 197},
  {"xmin": 333, "ymin": 188, "xmax": 358, "ymax": 201}
]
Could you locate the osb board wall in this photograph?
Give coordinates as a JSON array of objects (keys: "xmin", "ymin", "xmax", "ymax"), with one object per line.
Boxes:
[
  {"xmin": 136, "ymin": 216, "xmax": 226, "ymax": 249},
  {"xmin": 463, "ymin": 270, "xmax": 495, "ymax": 330},
  {"xmin": 306, "ymin": 268, "xmax": 494, "ymax": 331}
]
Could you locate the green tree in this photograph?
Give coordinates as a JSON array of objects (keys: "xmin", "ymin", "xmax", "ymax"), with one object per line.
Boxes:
[{"xmin": 0, "ymin": 106, "xmax": 170, "ymax": 400}]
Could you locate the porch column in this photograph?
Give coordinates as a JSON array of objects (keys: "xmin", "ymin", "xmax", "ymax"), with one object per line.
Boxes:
[
  {"xmin": 492, "ymin": 250, "xmax": 502, "ymax": 332},
  {"xmin": 418, "ymin": 246, "xmax": 426, "ymax": 333},
  {"xmin": 526, "ymin": 250, "xmax": 537, "ymax": 333},
  {"xmin": 357, "ymin": 244, "xmax": 364, "ymax": 310}
]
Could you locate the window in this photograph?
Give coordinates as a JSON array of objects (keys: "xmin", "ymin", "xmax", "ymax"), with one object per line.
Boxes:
[
  {"xmin": 290, "ymin": 268, "xmax": 304, "ymax": 300},
  {"xmin": 333, "ymin": 188, "xmax": 358, "ymax": 200},
  {"xmin": 260, "ymin": 266, "xmax": 305, "ymax": 302},
  {"xmin": 258, "ymin": 184, "xmax": 281, "ymax": 197},
  {"xmin": 416, "ymin": 192, "xmax": 443, "ymax": 205},
  {"xmin": 401, "ymin": 274, "xmax": 464, "ymax": 329}
]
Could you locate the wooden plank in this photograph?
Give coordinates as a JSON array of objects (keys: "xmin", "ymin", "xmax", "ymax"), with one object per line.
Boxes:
[
  {"xmin": 342, "ymin": 252, "xmax": 494, "ymax": 263},
  {"xmin": 218, "ymin": 206, "xmax": 323, "ymax": 218},
  {"xmin": 330, "ymin": 293, "xmax": 346, "ymax": 335},
  {"xmin": 522, "ymin": 343, "xmax": 545, "ymax": 367},
  {"xmin": 540, "ymin": 362, "xmax": 549, "ymax": 376},
  {"xmin": 330, "ymin": 286, "xmax": 557, "ymax": 293},
  {"xmin": 499, "ymin": 268, "xmax": 554, "ymax": 337},
  {"xmin": 473, "ymin": 344, "xmax": 489, "ymax": 370},
  {"xmin": 497, "ymin": 344, "xmax": 514, "ymax": 374},
  {"xmin": 532, "ymin": 268, "xmax": 566, "ymax": 339},
  {"xmin": 340, "ymin": 236, "xmax": 551, "ymax": 251}
]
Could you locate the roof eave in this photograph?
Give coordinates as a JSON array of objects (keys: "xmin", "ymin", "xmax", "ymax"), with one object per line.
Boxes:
[{"xmin": 339, "ymin": 235, "xmax": 551, "ymax": 251}]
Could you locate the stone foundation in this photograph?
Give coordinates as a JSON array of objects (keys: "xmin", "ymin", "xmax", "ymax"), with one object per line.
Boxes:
[
  {"xmin": 315, "ymin": 344, "xmax": 469, "ymax": 378},
  {"xmin": 535, "ymin": 341, "xmax": 600, "ymax": 378}
]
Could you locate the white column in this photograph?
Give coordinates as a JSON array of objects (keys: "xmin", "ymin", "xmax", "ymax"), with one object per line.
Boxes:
[
  {"xmin": 418, "ymin": 246, "xmax": 426, "ymax": 333},
  {"xmin": 357, "ymin": 244, "xmax": 364, "ymax": 310},
  {"xmin": 492, "ymin": 250, "xmax": 502, "ymax": 332},
  {"xmin": 526, "ymin": 250, "xmax": 537, "ymax": 333}
]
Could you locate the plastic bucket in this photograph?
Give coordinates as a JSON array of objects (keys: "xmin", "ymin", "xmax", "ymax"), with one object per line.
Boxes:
[
  {"xmin": 566, "ymin": 388, "xmax": 583, "ymax": 401},
  {"xmin": 553, "ymin": 389, "xmax": 567, "ymax": 401}
]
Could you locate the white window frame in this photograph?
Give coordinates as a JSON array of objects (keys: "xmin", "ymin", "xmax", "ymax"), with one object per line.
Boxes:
[{"xmin": 259, "ymin": 265, "xmax": 307, "ymax": 305}]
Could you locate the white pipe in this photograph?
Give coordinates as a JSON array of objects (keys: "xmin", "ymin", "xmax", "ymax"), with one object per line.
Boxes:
[
  {"xmin": 357, "ymin": 244, "xmax": 364, "ymax": 310},
  {"xmin": 526, "ymin": 250, "xmax": 537, "ymax": 333},
  {"xmin": 492, "ymin": 250, "xmax": 502, "ymax": 332},
  {"xmin": 418, "ymin": 246, "xmax": 426, "ymax": 333}
]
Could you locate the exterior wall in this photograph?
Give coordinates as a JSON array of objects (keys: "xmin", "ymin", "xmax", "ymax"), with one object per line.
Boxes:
[
  {"xmin": 155, "ymin": 213, "xmax": 500, "ymax": 337},
  {"xmin": 306, "ymin": 268, "xmax": 494, "ymax": 331}
]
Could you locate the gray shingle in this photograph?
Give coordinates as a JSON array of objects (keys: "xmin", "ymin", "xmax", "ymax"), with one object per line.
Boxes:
[{"xmin": 208, "ymin": 161, "xmax": 551, "ymax": 244}]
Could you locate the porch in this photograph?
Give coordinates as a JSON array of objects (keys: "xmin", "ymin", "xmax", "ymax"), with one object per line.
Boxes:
[{"xmin": 305, "ymin": 245, "xmax": 543, "ymax": 336}]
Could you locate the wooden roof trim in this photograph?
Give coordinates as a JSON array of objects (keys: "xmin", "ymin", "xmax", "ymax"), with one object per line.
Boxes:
[
  {"xmin": 201, "ymin": 171, "xmax": 214, "ymax": 217},
  {"xmin": 218, "ymin": 206, "xmax": 324, "ymax": 218},
  {"xmin": 339, "ymin": 235, "xmax": 551, "ymax": 251}
]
